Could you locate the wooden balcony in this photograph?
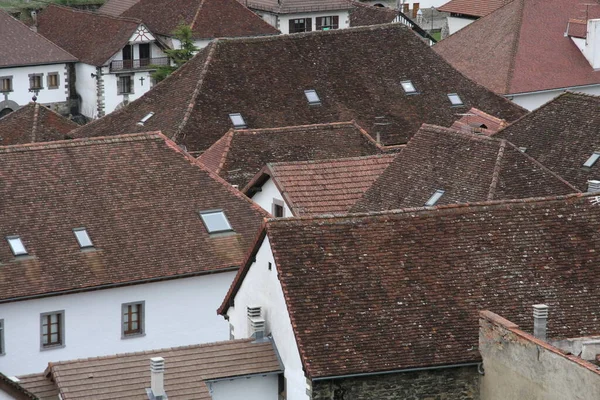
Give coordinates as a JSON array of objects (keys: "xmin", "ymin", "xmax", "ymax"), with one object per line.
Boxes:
[{"xmin": 109, "ymin": 57, "xmax": 169, "ymax": 72}]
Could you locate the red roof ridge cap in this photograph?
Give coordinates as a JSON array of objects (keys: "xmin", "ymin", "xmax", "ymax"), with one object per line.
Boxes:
[{"xmin": 233, "ymin": 121, "xmax": 357, "ymax": 135}]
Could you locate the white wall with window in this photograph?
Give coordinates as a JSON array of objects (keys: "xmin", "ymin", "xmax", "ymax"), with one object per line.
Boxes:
[
  {"xmin": 0, "ymin": 271, "xmax": 236, "ymax": 376},
  {"xmin": 270, "ymin": 10, "xmax": 350, "ymax": 34},
  {"xmin": 249, "ymin": 178, "xmax": 293, "ymax": 217}
]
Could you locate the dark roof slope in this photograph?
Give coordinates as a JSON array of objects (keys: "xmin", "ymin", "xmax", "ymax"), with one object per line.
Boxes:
[
  {"xmin": 352, "ymin": 124, "xmax": 578, "ymax": 211},
  {"xmin": 494, "ymin": 92, "xmax": 600, "ymax": 191},
  {"xmin": 0, "ymin": 373, "xmax": 38, "ymax": 400},
  {"xmin": 438, "ymin": 0, "xmax": 513, "ymax": 17},
  {"xmin": 198, "ymin": 122, "xmax": 392, "ymax": 188},
  {"xmin": 349, "ymin": 2, "xmax": 398, "ymax": 26},
  {"xmin": 21, "ymin": 339, "xmax": 281, "ymax": 400},
  {"xmin": 0, "ymin": 103, "xmax": 78, "ymax": 145},
  {"xmin": 0, "ymin": 133, "xmax": 266, "ymax": 303},
  {"xmin": 71, "ymin": 24, "xmax": 526, "ymax": 150},
  {"xmin": 37, "ymin": 5, "xmax": 141, "ymax": 66},
  {"xmin": 434, "ymin": 0, "xmax": 600, "ymax": 94},
  {"xmin": 224, "ymin": 192, "xmax": 600, "ymax": 378},
  {"xmin": 0, "ymin": 10, "xmax": 76, "ymax": 68},
  {"xmin": 97, "ymin": 0, "xmax": 141, "ymax": 16},
  {"xmin": 245, "ymin": 0, "xmax": 351, "ymax": 13}
]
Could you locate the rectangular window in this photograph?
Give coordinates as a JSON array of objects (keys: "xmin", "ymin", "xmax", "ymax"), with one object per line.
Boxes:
[
  {"xmin": 0, "ymin": 77, "xmax": 12, "ymax": 92},
  {"xmin": 47, "ymin": 73, "xmax": 59, "ymax": 89},
  {"xmin": 117, "ymin": 75, "xmax": 133, "ymax": 95},
  {"xmin": 0, "ymin": 320, "xmax": 4, "ymax": 355},
  {"xmin": 40, "ymin": 311, "xmax": 64, "ymax": 349},
  {"xmin": 316, "ymin": 16, "xmax": 339, "ymax": 31},
  {"xmin": 289, "ymin": 18, "xmax": 312, "ymax": 33},
  {"xmin": 29, "ymin": 74, "xmax": 43, "ymax": 91},
  {"xmin": 122, "ymin": 301, "xmax": 144, "ymax": 337},
  {"xmin": 272, "ymin": 199, "xmax": 285, "ymax": 218},
  {"xmin": 6, "ymin": 236, "xmax": 27, "ymax": 256}
]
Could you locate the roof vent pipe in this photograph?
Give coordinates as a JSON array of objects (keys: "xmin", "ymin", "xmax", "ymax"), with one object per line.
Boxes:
[
  {"xmin": 587, "ymin": 180, "xmax": 600, "ymax": 193},
  {"xmin": 150, "ymin": 357, "xmax": 166, "ymax": 399},
  {"xmin": 533, "ymin": 304, "xmax": 548, "ymax": 341}
]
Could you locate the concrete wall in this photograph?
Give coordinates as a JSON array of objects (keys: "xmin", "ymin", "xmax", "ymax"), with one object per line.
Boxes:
[
  {"xmin": 312, "ymin": 366, "xmax": 480, "ymax": 400},
  {"xmin": 250, "ymin": 177, "xmax": 293, "ymax": 217},
  {"xmin": 226, "ymin": 237, "xmax": 310, "ymax": 400},
  {"xmin": 0, "ymin": 63, "xmax": 69, "ymax": 111},
  {"xmin": 480, "ymin": 315, "xmax": 600, "ymax": 400},
  {"xmin": 447, "ymin": 15, "xmax": 475, "ymax": 35},
  {"xmin": 508, "ymin": 85, "xmax": 600, "ymax": 111},
  {"xmin": 0, "ymin": 271, "xmax": 235, "ymax": 376},
  {"xmin": 209, "ymin": 374, "xmax": 279, "ymax": 400}
]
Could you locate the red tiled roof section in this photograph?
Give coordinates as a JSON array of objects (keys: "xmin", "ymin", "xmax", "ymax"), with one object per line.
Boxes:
[
  {"xmin": 266, "ymin": 193, "xmax": 600, "ymax": 377},
  {"xmin": 494, "ymin": 92, "xmax": 600, "ymax": 191},
  {"xmin": 0, "ymin": 103, "xmax": 78, "ymax": 145},
  {"xmin": 349, "ymin": 2, "xmax": 398, "ymax": 27},
  {"xmin": 245, "ymin": 0, "xmax": 351, "ymax": 13},
  {"xmin": 199, "ymin": 122, "xmax": 389, "ymax": 188},
  {"xmin": 450, "ymin": 107, "xmax": 508, "ymax": 135},
  {"xmin": 351, "ymin": 124, "xmax": 578, "ymax": 212},
  {"xmin": 434, "ymin": 0, "xmax": 600, "ymax": 94},
  {"xmin": 71, "ymin": 24, "xmax": 526, "ymax": 150},
  {"xmin": 0, "ymin": 133, "xmax": 266, "ymax": 302},
  {"xmin": 18, "ymin": 374, "xmax": 59, "ymax": 400},
  {"xmin": 37, "ymin": 5, "xmax": 141, "ymax": 66},
  {"xmin": 0, "ymin": 10, "xmax": 76, "ymax": 68},
  {"xmin": 21, "ymin": 339, "xmax": 280, "ymax": 400},
  {"xmin": 119, "ymin": 0, "xmax": 279, "ymax": 39},
  {"xmin": 259, "ymin": 154, "xmax": 396, "ymax": 215},
  {"xmin": 438, "ymin": 0, "xmax": 514, "ymax": 17}
]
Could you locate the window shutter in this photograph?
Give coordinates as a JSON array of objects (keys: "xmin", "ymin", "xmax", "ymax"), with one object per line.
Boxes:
[
  {"xmin": 306, "ymin": 17, "xmax": 312, "ymax": 32},
  {"xmin": 316, "ymin": 17, "xmax": 322, "ymax": 30},
  {"xmin": 333, "ymin": 15, "xmax": 339, "ymax": 29},
  {"xmin": 289, "ymin": 19, "xmax": 295, "ymax": 33}
]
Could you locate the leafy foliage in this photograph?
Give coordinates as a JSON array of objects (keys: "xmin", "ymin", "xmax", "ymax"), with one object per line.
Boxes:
[{"xmin": 151, "ymin": 24, "xmax": 198, "ymax": 83}]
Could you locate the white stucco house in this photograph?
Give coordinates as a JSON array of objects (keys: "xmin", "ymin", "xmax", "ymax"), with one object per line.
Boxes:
[
  {"xmin": 0, "ymin": 132, "xmax": 266, "ymax": 376},
  {"xmin": 0, "ymin": 11, "xmax": 77, "ymax": 118}
]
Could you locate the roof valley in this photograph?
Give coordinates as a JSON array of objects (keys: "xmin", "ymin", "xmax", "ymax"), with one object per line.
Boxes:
[{"xmin": 504, "ymin": 0, "xmax": 526, "ymax": 94}]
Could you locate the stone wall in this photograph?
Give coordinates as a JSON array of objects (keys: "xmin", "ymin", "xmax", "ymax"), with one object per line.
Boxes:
[{"xmin": 312, "ymin": 366, "xmax": 480, "ymax": 400}]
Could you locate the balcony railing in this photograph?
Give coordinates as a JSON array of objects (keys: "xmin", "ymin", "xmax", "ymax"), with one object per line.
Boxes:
[{"xmin": 110, "ymin": 57, "xmax": 169, "ymax": 72}]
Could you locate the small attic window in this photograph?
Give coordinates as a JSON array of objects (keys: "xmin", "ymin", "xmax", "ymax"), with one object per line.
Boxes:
[
  {"xmin": 448, "ymin": 93, "xmax": 464, "ymax": 106},
  {"xmin": 424, "ymin": 189, "xmax": 445, "ymax": 207},
  {"xmin": 401, "ymin": 80, "xmax": 417, "ymax": 94},
  {"xmin": 229, "ymin": 113, "xmax": 247, "ymax": 129},
  {"xmin": 199, "ymin": 210, "xmax": 234, "ymax": 234},
  {"xmin": 6, "ymin": 236, "xmax": 27, "ymax": 256},
  {"xmin": 136, "ymin": 112, "xmax": 155, "ymax": 126},
  {"xmin": 304, "ymin": 89, "xmax": 321, "ymax": 105},
  {"xmin": 73, "ymin": 228, "xmax": 93, "ymax": 249},
  {"xmin": 583, "ymin": 152, "xmax": 600, "ymax": 168}
]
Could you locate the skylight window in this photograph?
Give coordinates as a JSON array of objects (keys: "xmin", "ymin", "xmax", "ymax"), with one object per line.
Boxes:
[
  {"xmin": 401, "ymin": 80, "xmax": 417, "ymax": 94},
  {"xmin": 304, "ymin": 89, "xmax": 321, "ymax": 105},
  {"xmin": 518, "ymin": 147, "xmax": 528, "ymax": 153},
  {"xmin": 229, "ymin": 113, "xmax": 247, "ymax": 129},
  {"xmin": 137, "ymin": 112, "xmax": 155, "ymax": 126},
  {"xmin": 199, "ymin": 210, "xmax": 234, "ymax": 234},
  {"xmin": 424, "ymin": 189, "xmax": 445, "ymax": 207},
  {"xmin": 583, "ymin": 152, "xmax": 600, "ymax": 168},
  {"xmin": 73, "ymin": 228, "xmax": 93, "ymax": 249},
  {"xmin": 448, "ymin": 93, "xmax": 464, "ymax": 106},
  {"xmin": 6, "ymin": 236, "xmax": 27, "ymax": 256}
]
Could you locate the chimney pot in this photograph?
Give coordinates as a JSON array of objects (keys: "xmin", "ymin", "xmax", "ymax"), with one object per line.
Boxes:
[
  {"xmin": 533, "ymin": 304, "xmax": 548, "ymax": 340},
  {"xmin": 150, "ymin": 357, "xmax": 166, "ymax": 398}
]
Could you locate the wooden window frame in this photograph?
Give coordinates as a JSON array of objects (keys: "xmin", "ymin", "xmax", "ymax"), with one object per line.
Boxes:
[
  {"xmin": 122, "ymin": 301, "xmax": 145, "ymax": 338},
  {"xmin": 289, "ymin": 18, "xmax": 312, "ymax": 33},
  {"xmin": 28, "ymin": 74, "xmax": 44, "ymax": 91},
  {"xmin": 47, "ymin": 72, "xmax": 60, "ymax": 89},
  {"xmin": 272, "ymin": 199, "xmax": 285, "ymax": 218},
  {"xmin": 40, "ymin": 311, "xmax": 65, "ymax": 350},
  {"xmin": 117, "ymin": 74, "xmax": 134, "ymax": 95},
  {"xmin": 316, "ymin": 15, "xmax": 339, "ymax": 31},
  {"xmin": 0, "ymin": 76, "xmax": 13, "ymax": 93}
]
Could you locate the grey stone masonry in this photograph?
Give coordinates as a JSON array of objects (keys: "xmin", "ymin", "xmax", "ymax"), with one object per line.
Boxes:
[{"xmin": 312, "ymin": 366, "xmax": 480, "ymax": 400}]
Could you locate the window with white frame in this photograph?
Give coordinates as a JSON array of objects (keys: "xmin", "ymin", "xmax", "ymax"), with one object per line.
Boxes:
[
  {"xmin": 40, "ymin": 311, "xmax": 64, "ymax": 349},
  {"xmin": 316, "ymin": 16, "xmax": 339, "ymax": 30},
  {"xmin": 122, "ymin": 301, "xmax": 144, "ymax": 337}
]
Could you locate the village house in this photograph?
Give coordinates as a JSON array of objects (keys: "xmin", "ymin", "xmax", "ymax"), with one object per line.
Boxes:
[
  {"xmin": 437, "ymin": 0, "xmax": 512, "ymax": 34},
  {"xmin": 434, "ymin": 0, "xmax": 600, "ymax": 110},
  {"xmin": 70, "ymin": 23, "xmax": 526, "ymax": 152},
  {"xmin": 37, "ymin": 5, "xmax": 170, "ymax": 119},
  {"xmin": 0, "ymin": 132, "xmax": 266, "ymax": 376},
  {"xmin": 0, "ymin": 11, "xmax": 77, "ymax": 118},
  {"xmin": 99, "ymin": 0, "xmax": 279, "ymax": 49},
  {"xmin": 218, "ymin": 192, "xmax": 600, "ymax": 399}
]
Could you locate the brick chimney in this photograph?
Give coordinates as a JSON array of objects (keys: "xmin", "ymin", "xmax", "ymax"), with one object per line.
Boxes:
[
  {"xmin": 533, "ymin": 304, "xmax": 549, "ymax": 340},
  {"xmin": 149, "ymin": 357, "xmax": 166, "ymax": 400}
]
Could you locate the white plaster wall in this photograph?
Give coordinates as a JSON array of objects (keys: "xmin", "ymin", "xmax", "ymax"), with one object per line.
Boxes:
[
  {"xmin": 508, "ymin": 85, "xmax": 600, "ymax": 111},
  {"xmin": 0, "ymin": 390, "xmax": 18, "ymax": 400},
  {"xmin": 102, "ymin": 68, "xmax": 155, "ymax": 116},
  {"xmin": 75, "ymin": 63, "xmax": 98, "ymax": 119},
  {"xmin": 277, "ymin": 10, "xmax": 350, "ymax": 34},
  {"xmin": 226, "ymin": 237, "xmax": 309, "ymax": 400},
  {"xmin": 583, "ymin": 19, "xmax": 600, "ymax": 69},
  {"xmin": 0, "ymin": 271, "xmax": 235, "ymax": 376},
  {"xmin": 209, "ymin": 374, "xmax": 279, "ymax": 400},
  {"xmin": 0, "ymin": 63, "xmax": 68, "ymax": 107},
  {"xmin": 258, "ymin": 12, "xmax": 279, "ymax": 29},
  {"xmin": 447, "ymin": 16, "xmax": 474, "ymax": 35},
  {"xmin": 250, "ymin": 178, "xmax": 293, "ymax": 217},
  {"xmin": 194, "ymin": 39, "xmax": 212, "ymax": 49}
]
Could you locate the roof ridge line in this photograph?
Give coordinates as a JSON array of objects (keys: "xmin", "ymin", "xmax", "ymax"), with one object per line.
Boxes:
[
  {"xmin": 191, "ymin": 0, "xmax": 208, "ymax": 30},
  {"xmin": 46, "ymin": 3, "xmax": 143, "ymax": 24},
  {"xmin": 216, "ymin": 129, "xmax": 235, "ymax": 176},
  {"xmin": 268, "ymin": 153, "xmax": 397, "ymax": 168},
  {"xmin": 234, "ymin": 121, "xmax": 357, "ymax": 134},
  {"xmin": 504, "ymin": 0, "xmax": 526, "ymax": 94},
  {"xmin": 31, "ymin": 103, "xmax": 40, "ymax": 143},
  {"xmin": 487, "ymin": 139, "xmax": 506, "ymax": 200}
]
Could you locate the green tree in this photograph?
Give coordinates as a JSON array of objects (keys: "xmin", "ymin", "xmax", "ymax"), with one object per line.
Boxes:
[{"xmin": 151, "ymin": 24, "xmax": 198, "ymax": 83}]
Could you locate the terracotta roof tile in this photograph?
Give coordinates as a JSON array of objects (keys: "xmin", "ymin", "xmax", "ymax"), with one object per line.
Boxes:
[
  {"xmin": 244, "ymin": 0, "xmax": 351, "ymax": 13},
  {"xmin": 494, "ymin": 92, "xmax": 600, "ymax": 191},
  {"xmin": 437, "ymin": 0, "xmax": 514, "ymax": 17},
  {"xmin": 349, "ymin": 2, "xmax": 398, "ymax": 26},
  {"xmin": 0, "ymin": 10, "xmax": 76, "ymax": 68},
  {"xmin": 254, "ymin": 193, "xmax": 600, "ymax": 377},
  {"xmin": 37, "ymin": 5, "xmax": 141, "ymax": 66},
  {"xmin": 0, "ymin": 103, "xmax": 79, "ymax": 145},
  {"xmin": 18, "ymin": 374, "xmax": 58, "ymax": 400},
  {"xmin": 0, "ymin": 133, "xmax": 266, "ymax": 302},
  {"xmin": 71, "ymin": 24, "xmax": 526, "ymax": 150},
  {"xmin": 97, "ymin": 0, "xmax": 141, "ymax": 16},
  {"xmin": 450, "ymin": 107, "xmax": 508, "ymax": 135},
  {"xmin": 351, "ymin": 124, "xmax": 579, "ymax": 211},
  {"xmin": 434, "ymin": 0, "xmax": 600, "ymax": 94}
]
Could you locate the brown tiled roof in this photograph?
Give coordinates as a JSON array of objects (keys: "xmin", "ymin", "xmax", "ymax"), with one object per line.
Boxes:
[
  {"xmin": 244, "ymin": 154, "xmax": 396, "ymax": 216},
  {"xmin": 98, "ymin": 0, "xmax": 141, "ymax": 16},
  {"xmin": 349, "ymin": 2, "xmax": 398, "ymax": 26},
  {"xmin": 223, "ymin": 192, "xmax": 600, "ymax": 378},
  {"xmin": 0, "ymin": 133, "xmax": 266, "ymax": 302},
  {"xmin": 352, "ymin": 124, "xmax": 578, "ymax": 211},
  {"xmin": 243, "ymin": 0, "xmax": 351, "ymax": 13},
  {"xmin": 450, "ymin": 107, "xmax": 507, "ymax": 135},
  {"xmin": 0, "ymin": 103, "xmax": 78, "ymax": 145},
  {"xmin": 18, "ymin": 374, "xmax": 58, "ymax": 400},
  {"xmin": 494, "ymin": 92, "xmax": 600, "ymax": 191},
  {"xmin": 199, "ymin": 122, "xmax": 392, "ymax": 188},
  {"xmin": 0, "ymin": 373, "xmax": 39, "ymax": 400},
  {"xmin": 434, "ymin": 0, "xmax": 600, "ymax": 94},
  {"xmin": 71, "ymin": 24, "xmax": 526, "ymax": 150},
  {"xmin": 437, "ymin": 0, "xmax": 513, "ymax": 17},
  {"xmin": 20, "ymin": 339, "xmax": 281, "ymax": 400},
  {"xmin": 117, "ymin": 0, "xmax": 279, "ymax": 39},
  {"xmin": 0, "ymin": 11, "xmax": 76, "ymax": 68},
  {"xmin": 566, "ymin": 4, "xmax": 600, "ymax": 38},
  {"xmin": 37, "ymin": 5, "xmax": 141, "ymax": 66}
]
